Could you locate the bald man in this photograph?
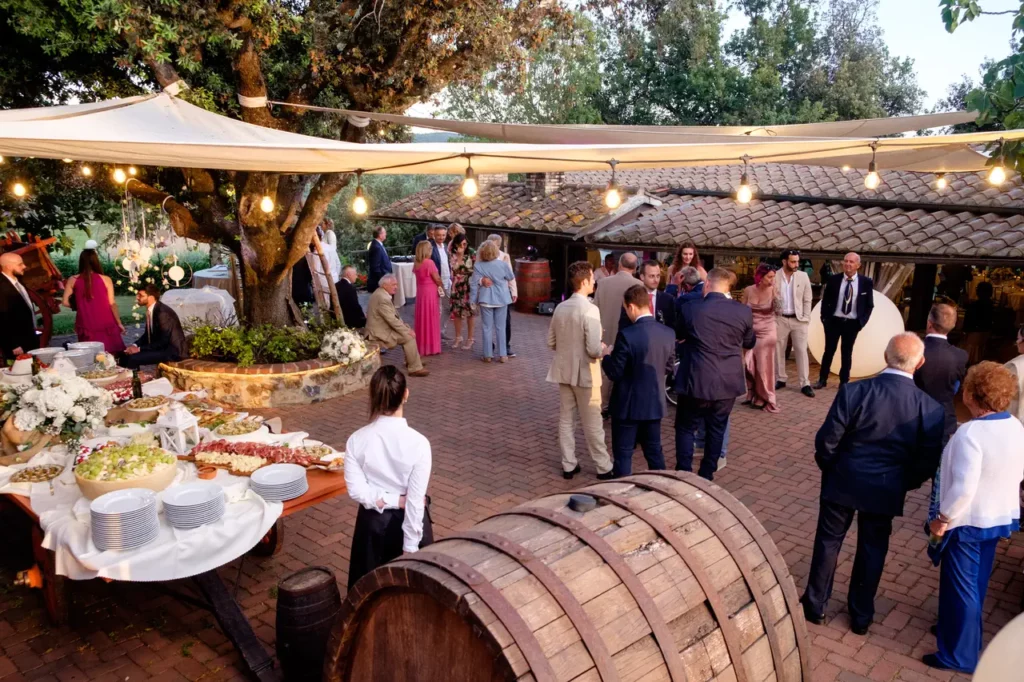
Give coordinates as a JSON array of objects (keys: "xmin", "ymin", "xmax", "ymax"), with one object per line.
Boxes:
[
  {"xmin": 0, "ymin": 253, "xmax": 38, "ymax": 359},
  {"xmin": 814, "ymin": 252, "xmax": 874, "ymax": 388},
  {"xmin": 803, "ymin": 333, "xmax": 944, "ymax": 635}
]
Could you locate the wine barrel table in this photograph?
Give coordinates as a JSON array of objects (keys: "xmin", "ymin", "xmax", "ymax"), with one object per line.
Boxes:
[
  {"xmin": 325, "ymin": 471, "xmax": 811, "ymax": 682},
  {"xmin": 514, "ymin": 258, "xmax": 552, "ymax": 314}
]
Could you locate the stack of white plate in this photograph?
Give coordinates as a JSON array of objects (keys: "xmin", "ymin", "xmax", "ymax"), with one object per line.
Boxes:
[
  {"xmin": 250, "ymin": 464, "xmax": 308, "ymax": 502},
  {"xmin": 163, "ymin": 482, "xmax": 226, "ymax": 529},
  {"xmin": 90, "ymin": 489, "xmax": 159, "ymax": 551}
]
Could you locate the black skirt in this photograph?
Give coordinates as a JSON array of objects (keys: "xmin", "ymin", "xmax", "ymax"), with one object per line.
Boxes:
[{"xmin": 347, "ymin": 498, "xmax": 434, "ymax": 589}]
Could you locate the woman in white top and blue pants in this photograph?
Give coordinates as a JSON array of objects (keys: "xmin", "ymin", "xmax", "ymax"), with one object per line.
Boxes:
[
  {"xmin": 344, "ymin": 366, "xmax": 433, "ymax": 588},
  {"xmin": 924, "ymin": 362, "xmax": 1024, "ymax": 673}
]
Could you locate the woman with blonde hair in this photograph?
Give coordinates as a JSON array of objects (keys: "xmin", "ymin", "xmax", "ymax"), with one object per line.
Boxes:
[
  {"xmin": 469, "ymin": 240, "xmax": 515, "ymax": 362},
  {"xmin": 742, "ymin": 263, "xmax": 779, "ymax": 412},
  {"xmin": 413, "ymin": 239, "xmax": 442, "ymax": 357}
]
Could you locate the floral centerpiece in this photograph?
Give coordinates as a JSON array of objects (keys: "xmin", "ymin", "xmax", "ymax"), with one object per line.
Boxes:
[
  {"xmin": 1, "ymin": 372, "xmax": 113, "ymax": 458},
  {"xmin": 319, "ymin": 328, "xmax": 368, "ymax": 365}
]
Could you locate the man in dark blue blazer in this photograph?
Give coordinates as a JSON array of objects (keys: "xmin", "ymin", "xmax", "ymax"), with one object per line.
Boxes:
[
  {"xmin": 814, "ymin": 252, "xmax": 874, "ymax": 388},
  {"xmin": 619, "ymin": 260, "xmax": 676, "ymax": 331},
  {"xmin": 412, "ymin": 224, "xmax": 445, "ymax": 274},
  {"xmin": 803, "ymin": 333, "xmax": 945, "ymax": 635},
  {"xmin": 603, "ymin": 284, "xmax": 677, "ymax": 477},
  {"xmin": 914, "ymin": 303, "xmax": 968, "ymax": 443},
  {"xmin": 366, "ymin": 225, "xmax": 393, "ymax": 293},
  {"xmin": 673, "ymin": 268, "xmax": 755, "ymax": 480}
]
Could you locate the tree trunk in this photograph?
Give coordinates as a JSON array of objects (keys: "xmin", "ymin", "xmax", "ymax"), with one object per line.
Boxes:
[{"xmin": 243, "ymin": 273, "xmax": 292, "ymax": 325}]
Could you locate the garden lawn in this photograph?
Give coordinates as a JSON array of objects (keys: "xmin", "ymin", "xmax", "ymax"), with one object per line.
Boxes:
[{"xmin": 50, "ymin": 295, "xmax": 139, "ymax": 336}]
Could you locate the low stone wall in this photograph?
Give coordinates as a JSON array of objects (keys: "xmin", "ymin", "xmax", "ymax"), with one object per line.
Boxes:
[{"xmin": 159, "ymin": 347, "xmax": 381, "ymax": 408}]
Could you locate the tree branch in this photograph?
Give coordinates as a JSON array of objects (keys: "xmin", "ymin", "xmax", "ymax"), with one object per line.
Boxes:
[
  {"xmin": 125, "ymin": 178, "xmax": 237, "ymax": 249},
  {"xmin": 277, "ymin": 173, "xmax": 351, "ymax": 282}
]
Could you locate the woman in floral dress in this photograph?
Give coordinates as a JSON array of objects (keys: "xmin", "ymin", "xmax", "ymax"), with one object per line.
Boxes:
[{"xmin": 448, "ymin": 233, "xmax": 476, "ymax": 350}]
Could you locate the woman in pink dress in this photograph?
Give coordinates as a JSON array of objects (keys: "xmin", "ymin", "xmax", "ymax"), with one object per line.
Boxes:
[
  {"xmin": 742, "ymin": 264, "xmax": 779, "ymax": 412},
  {"xmin": 413, "ymin": 240, "xmax": 442, "ymax": 357},
  {"xmin": 61, "ymin": 249, "xmax": 126, "ymax": 354}
]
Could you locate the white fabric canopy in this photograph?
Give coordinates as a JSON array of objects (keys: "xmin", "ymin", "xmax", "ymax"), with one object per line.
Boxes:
[{"xmin": 0, "ymin": 93, "xmax": 1015, "ymax": 174}]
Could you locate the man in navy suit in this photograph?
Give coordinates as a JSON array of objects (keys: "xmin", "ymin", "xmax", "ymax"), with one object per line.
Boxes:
[
  {"xmin": 674, "ymin": 268, "xmax": 755, "ymax": 480},
  {"xmin": 412, "ymin": 224, "xmax": 445, "ymax": 273},
  {"xmin": 603, "ymin": 284, "xmax": 677, "ymax": 477},
  {"xmin": 914, "ymin": 303, "xmax": 968, "ymax": 443},
  {"xmin": 814, "ymin": 252, "xmax": 874, "ymax": 388},
  {"xmin": 802, "ymin": 333, "xmax": 945, "ymax": 635},
  {"xmin": 619, "ymin": 260, "xmax": 676, "ymax": 332},
  {"xmin": 366, "ymin": 225, "xmax": 392, "ymax": 293}
]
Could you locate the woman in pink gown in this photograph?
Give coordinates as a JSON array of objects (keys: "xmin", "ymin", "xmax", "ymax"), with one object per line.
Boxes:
[
  {"xmin": 413, "ymin": 240, "xmax": 442, "ymax": 357},
  {"xmin": 742, "ymin": 264, "xmax": 779, "ymax": 412},
  {"xmin": 61, "ymin": 249, "xmax": 126, "ymax": 354}
]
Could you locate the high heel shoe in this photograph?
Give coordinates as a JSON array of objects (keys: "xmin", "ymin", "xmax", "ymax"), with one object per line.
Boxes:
[
  {"xmin": 452, "ymin": 336, "xmax": 465, "ymax": 349},
  {"xmin": 463, "ymin": 339, "xmax": 475, "ymax": 351}
]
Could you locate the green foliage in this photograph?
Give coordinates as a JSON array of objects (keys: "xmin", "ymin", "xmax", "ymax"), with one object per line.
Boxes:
[
  {"xmin": 188, "ymin": 318, "xmax": 343, "ymax": 367},
  {"xmin": 51, "ymin": 251, "xmax": 211, "ymax": 295}
]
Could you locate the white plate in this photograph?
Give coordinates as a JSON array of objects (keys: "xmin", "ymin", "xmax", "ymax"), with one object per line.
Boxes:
[
  {"xmin": 90, "ymin": 489, "xmax": 157, "ymax": 515},
  {"xmin": 124, "ymin": 399, "xmax": 169, "ymax": 413},
  {"xmin": 162, "ymin": 483, "xmax": 223, "ymax": 508},
  {"xmin": 212, "ymin": 424, "xmax": 269, "ymax": 441},
  {"xmin": 250, "ymin": 463, "xmax": 306, "ymax": 487}
]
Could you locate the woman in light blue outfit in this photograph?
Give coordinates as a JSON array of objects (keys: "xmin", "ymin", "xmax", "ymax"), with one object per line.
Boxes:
[{"xmin": 469, "ymin": 240, "xmax": 515, "ymax": 363}]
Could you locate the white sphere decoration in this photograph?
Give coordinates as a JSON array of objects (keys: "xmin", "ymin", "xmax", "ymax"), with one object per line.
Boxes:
[
  {"xmin": 168, "ymin": 264, "xmax": 185, "ymax": 284},
  {"xmin": 139, "ymin": 246, "xmax": 153, "ymax": 261},
  {"xmin": 128, "ymin": 239, "xmax": 140, "ymax": 251},
  {"xmin": 808, "ymin": 290, "xmax": 905, "ymax": 379},
  {"xmin": 84, "ymin": 239, "xmax": 98, "ymax": 250},
  {"xmin": 121, "ymin": 257, "xmax": 133, "ymax": 271}
]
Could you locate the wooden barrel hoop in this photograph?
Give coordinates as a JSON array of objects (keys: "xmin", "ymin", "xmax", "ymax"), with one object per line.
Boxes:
[
  {"xmin": 451, "ymin": 529, "xmax": 621, "ymax": 682},
  {"xmin": 494, "ymin": 505, "xmax": 689, "ymax": 682},
  {"xmin": 624, "ymin": 478, "xmax": 784, "ymax": 676},
  {"xmin": 643, "ymin": 471, "xmax": 813, "ymax": 682},
  {"xmin": 409, "ymin": 550, "xmax": 558, "ymax": 682}
]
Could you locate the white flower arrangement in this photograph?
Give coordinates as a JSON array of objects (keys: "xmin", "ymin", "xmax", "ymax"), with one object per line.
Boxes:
[
  {"xmin": 319, "ymin": 328, "xmax": 368, "ymax": 365},
  {"xmin": 1, "ymin": 371, "xmax": 113, "ymax": 447}
]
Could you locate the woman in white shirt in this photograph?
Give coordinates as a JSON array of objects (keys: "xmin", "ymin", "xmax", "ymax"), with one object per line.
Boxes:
[
  {"xmin": 924, "ymin": 361, "xmax": 1024, "ymax": 674},
  {"xmin": 344, "ymin": 366, "xmax": 433, "ymax": 588}
]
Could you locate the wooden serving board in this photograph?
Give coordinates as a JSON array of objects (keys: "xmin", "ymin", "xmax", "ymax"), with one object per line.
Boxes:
[{"xmin": 176, "ymin": 454, "xmax": 343, "ymax": 476}]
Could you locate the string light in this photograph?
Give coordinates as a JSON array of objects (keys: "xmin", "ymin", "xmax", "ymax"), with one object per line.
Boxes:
[
  {"xmin": 112, "ymin": 168, "xmax": 127, "ymax": 183},
  {"xmin": 11, "ymin": 182, "xmax": 27, "ymax": 198},
  {"xmin": 62, "ymin": 158, "xmax": 73, "ymax": 163},
  {"xmin": 988, "ymin": 164, "xmax": 1007, "ymax": 186},
  {"xmin": 461, "ymin": 156, "xmax": 478, "ymax": 198},
  {"xmin": 351, "ymin": 172, "xmax": 368, "ymax": 215},
  {"xmin": 735, "ymin": 155, "xmax": 753, "ymax": 204},
  {"xmin": 259, "ymin": 195, "xmax": 275, "ymax": 213},
  {"xmin": 934, "ymin": 173, "xmax": 948, "ymax": 190},
  {"xmin": 81, "ymin": 165, "xmax": 93, "ymax": 177},
  {"xmin": 128, "ymin": 166, "xmax": 138, "ymax": 176},
  {"xmin": 841, "ymin": 165, "xmax": 850, "ymax": 172},
  {"xmin": 864, "ymin": 142, "xmax": 880, "ymax": 190},
  {"xmin": 0, "ymin": 155, "xmax": 4, "ymax": 164},
  {"xmin": 604, "ymin": 159, "xmax": 622, "ymax": 209}
]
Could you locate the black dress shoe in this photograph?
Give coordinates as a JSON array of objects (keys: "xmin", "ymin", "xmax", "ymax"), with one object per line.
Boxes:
[
  {"xmin": 596, "ymin": 471, "xmax": 618, "ymax": 480},
  {"xmin": 921, "ymin": 653, "xmax": 953, "ymax": 671},
  {"xmin": 929, "ymin": 624, "xmax": 937, "ymax": 636},
  {"xmin": 801, "ymin": 385, "xmax": 816, "ymax": 398},
  {"xmin": 563, "ymin": 464, "xmax": 581, "ymax": 480},
  {"xmin": 601, "ymin": 409, "xmax": 610, "ymax": 420},
  {"xmin": 812, "ymin": 380, "xmax": 827, "ymax": 390},
  {"xmin": 775, "ymin": 381, "xmax": 787, "ymax": 390},
  {"xmin": 850, "ymin": 622, "xmax": 869, "ymax": 636},
  {"xmin": 800, "ymin": 599, "xmax": 825, "ymax": 625}
]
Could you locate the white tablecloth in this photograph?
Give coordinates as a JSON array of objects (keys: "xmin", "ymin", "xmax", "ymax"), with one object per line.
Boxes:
[
  {"xmin": 193, "ymin": 265, "xmax": 239, "ymax": 299},
  {"xmin": 393, "ymin": 262, "xmax": 417, "ymax": 308},
  {"xmin": 162, "ymin": 287, "xmax": 236, "ymax": 325}
]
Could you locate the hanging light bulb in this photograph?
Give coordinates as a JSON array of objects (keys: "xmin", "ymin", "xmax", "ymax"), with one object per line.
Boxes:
[
  {"xmin": 81, "ymin": 164, "xmax": 93, "ymax": 177},
  {"xmin": 934, "ymin": 173, "xmax": 948, "ymax": 190},
  {"xmin": 461, "ymin": 156, "xmax": 478, "ymax": 198},
  {"xmin": 352, "ymin": 173, "xmax": 369, "ymax": 215},
  {"xmin": 988, "ymin": 164, "xmax": 1007, "ymax": 186},
  {"xmin": 864, "ymin": 142, "xmax": 880, "ymax": 190},
  {"xmin": 113, "ymin": 168, "xmax": 127, "ymax": 184},
  {"xmin": 604, "ymin": 159, "xmax": 622, "ymax": 209},
  {"xmin": 0, "ymin": 155, "xmax": 4, "ymax": 164},
  {"xmin": 841, "ymin": 165, "xmax": 851, "ymax": 172},
  {"xmin": 735, "ymin": 156, "xmax": 753, "ymax": 204},
  {"xmin": 128, "ymin": 166, "xmax": 138, "ymax": 176},
  {"xmin": 11, "ymin": 182, "xmax": 27, "ymax": 198},
  {"xmin": 62, "ymin": 158, "xmax": 73, "ymax": 163},
  {"xmin": 260, "ymin": 195, "xmax": 275, "ymax": 213}
]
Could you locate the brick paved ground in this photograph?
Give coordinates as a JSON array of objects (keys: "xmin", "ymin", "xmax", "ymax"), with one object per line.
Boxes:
[{"xmin": 3, "ymin": 308, "xmax": 1023, "ymax": 681}]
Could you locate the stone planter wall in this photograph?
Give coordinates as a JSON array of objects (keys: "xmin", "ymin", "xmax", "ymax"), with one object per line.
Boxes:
[{"xmin": 159, "ymin": 347, "xmax": 380, "ymax": 408}]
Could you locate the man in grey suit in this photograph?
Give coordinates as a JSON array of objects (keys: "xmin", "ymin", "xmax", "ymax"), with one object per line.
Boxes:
[
  {"xmin": 593, "ymin": 252, "xmax": 639, "ymax": 417},
  {"xmin": 547, "ymin": 261, "xmax": 615, "ymax": 481}
]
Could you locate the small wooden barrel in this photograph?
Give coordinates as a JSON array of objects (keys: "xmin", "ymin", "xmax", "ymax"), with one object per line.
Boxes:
[
  {"xmin": 326, "ymin": 472, "xmax": 811, "ymax": 682},
  {"xmin": 514, "ymin": 258, "xmax": 552, "ymax": 313},
  {"xmin": 277, "ymin": 566, "xmax": 342, "ymax": 682}
]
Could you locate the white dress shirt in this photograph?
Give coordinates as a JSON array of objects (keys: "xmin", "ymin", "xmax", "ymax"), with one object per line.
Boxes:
[
  {"xmin": 834, "ymin": 276, "xmax": 858, "ymax": 320},
  {"xmin": 779, "ymin": 271, "xmax": 796, "ymax": 316},
  {"xmin": 881, "ymin": 367, "xmax": 914, "ymax": 380},
  {"xmin": 436, "ymin": 241, "xmax": 452, "ymax": 291},
  {"xmin": 344, "ymin": 415, "xmax": 432, "ymax": 553},
  {"xmin": 3, "ymin": 272, "xmax": 32, "ymax": 309}
]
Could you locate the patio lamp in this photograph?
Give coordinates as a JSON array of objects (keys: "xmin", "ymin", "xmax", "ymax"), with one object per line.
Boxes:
[
  {"xmin": 461, "ymin": 157, "xmax": 478, "ymax": 198},
  {"xmin": 11, "ymin": 182, "xmax": 27, "ymax": 198},
  {"xmin": 604, "ymin": 159, "xmax": 622, "ymax": 209},
  {"xmin": 81, "ymin": 164, "xmax": 93, "ymax": 177},
  {"xmin": 934, "ymin": 173, "xmax": 947, "ymax": 190},
  {"xmin": 352, "ymin": 172, "xmax": 368, "ymax": 215},
  {"xmin": 113, "ymin": 168, "xmax": 128, "ymax": 184},
  {"xmin": 735, "ymin": 156, "xmax": 753, "ymax": 204},
  {"xmin": 988, "ymin": 164, "xmax": 1007, "ymax": 186},
  {"xmin": 260, "ymin": 195, "xmax": 275, "ymax": 213}
]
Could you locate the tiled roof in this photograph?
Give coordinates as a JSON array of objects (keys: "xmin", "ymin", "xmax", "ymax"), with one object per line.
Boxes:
[
  {"xmin": 565, "ymin": 164, "xmax": 1024, "ymax": 208},
  {"xmin": 373, "ymin": 181, "xmax": 621, "ymax": 234}
]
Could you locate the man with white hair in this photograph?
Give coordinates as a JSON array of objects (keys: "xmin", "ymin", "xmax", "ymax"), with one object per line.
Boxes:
[
  {"xmin": 366, "ymin": 274, "xmax": 429, "ymax": 377},
  {"xmin": 802, "ymin": 332, "xmax": 945, "ymax": 636},
  {"xmin": 814, "ymin": 252, "xmax": 874, "ymax": 388}
]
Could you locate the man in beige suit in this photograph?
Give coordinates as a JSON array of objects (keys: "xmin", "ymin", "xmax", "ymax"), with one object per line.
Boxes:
[
  {"xmin": 366, "ymin": 274, "xmax": 430, "ymax": 377},
  {"xmin": 593, "ymin": 252, "xmax": 639, "ymax": 415},
  {"xmin": 547, "ymin": 262, "xmax": 615, "ymax": 481},
  {"xmin": 774, "ymin": 249, "xmax": 815, "ymax": 397}
]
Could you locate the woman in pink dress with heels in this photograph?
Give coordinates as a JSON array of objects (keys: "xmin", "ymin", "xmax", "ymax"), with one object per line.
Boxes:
[
  {"xmin": 61, "ymin": 248, "xmax": 126, "ymax": 354},
  {"xmin": 413, "ymin": 240, "xmax": 442, "ymax": 357},
  {"xmin": 742, "ymin": 264, "xmax": 779, "ymax": 412}
]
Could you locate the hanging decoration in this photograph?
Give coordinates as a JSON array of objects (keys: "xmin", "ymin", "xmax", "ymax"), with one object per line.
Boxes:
[{"xmin": 113, "ymin": 179, "xmax": 159, "ymax": 289}]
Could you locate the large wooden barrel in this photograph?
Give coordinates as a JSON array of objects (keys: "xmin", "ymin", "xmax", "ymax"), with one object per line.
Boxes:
[
  {"xmin": 514, "ymin": 258, "xmax": 552, "ymax": 313},
  {"xmin": 277, "ymin": 566, "xmax": 342, "ymax": 682},
  {"xmin": 326, "ymin": 472, "xmax": 811, "ymax": 682}
]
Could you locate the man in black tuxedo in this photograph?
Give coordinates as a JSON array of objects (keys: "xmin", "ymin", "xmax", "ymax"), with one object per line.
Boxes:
[
  {"xmin": 121, "ymin": 284, "xmax": 187, "ymax": 369},
  {"xmin": 336, "ymin": 265, "xmax": 367, "ymax": 329},
  {"xmin": 366, "ymin": 225, "xmax": 392, "ymax": 293},
  {"xmin": 0, "ymin": 252, "xmax": 38, "ymax": 360},
  {"xmin": 619, "ymin": 259, "xmax": 675, "ymax": 331},
  {"xmin": 802, "ymin": 333, "xmax": 944, "ymax": 635},
  {"xmin": 814, "ymin": 252, "xmax": 874, "ymax": 388},
  {"xmin": 914, "ymin": 303, "xmax": 968, "ymax": 443},
  {"xmin": 602, "ymin": 284, "xmax": 676, "ymax": 477},
  {"xmin": 673, "ymin": 268, "xmax": 755, "ymax": 480}
]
